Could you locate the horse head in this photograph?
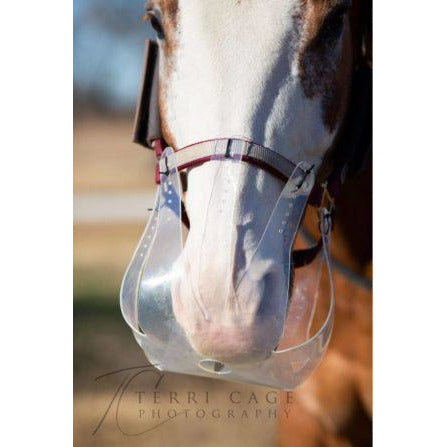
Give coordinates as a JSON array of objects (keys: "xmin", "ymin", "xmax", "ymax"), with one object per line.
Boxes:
[{"xmin": 143, "ymin": 0, "xmax": 367, "ymax": 364}]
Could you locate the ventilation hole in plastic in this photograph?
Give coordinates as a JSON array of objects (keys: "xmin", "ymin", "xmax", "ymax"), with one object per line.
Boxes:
[{"xmin": 198, "ymin": 359, "xmax": 231, "ymax": 375}]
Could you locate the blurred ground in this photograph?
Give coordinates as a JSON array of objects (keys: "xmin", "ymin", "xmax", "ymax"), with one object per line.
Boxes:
[
  {"xmin": 74, "ymin": 117, "xmax": 153, "ymax": 298},
  {"xmin": 74, "ymin": 118, "xmax": 156, "ymax": 193},
  {"xmin": 73, "ymin": 116, "xmax": 280, "ymax": 447}
]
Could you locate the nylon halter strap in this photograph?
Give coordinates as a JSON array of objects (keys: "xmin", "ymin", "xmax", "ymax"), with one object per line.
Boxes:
[
  {"xmin": 152, "ymin": 137, "xmax": 340, "ymax": 204},
  {"xmin": 155, "ymin": 138, "xmax": 295, "ymax": 183}
]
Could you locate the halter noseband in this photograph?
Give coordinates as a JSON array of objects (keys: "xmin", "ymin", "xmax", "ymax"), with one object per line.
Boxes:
[{"xmin": 152, "ymin": 137, "xmax": 340, "ymax": 209}]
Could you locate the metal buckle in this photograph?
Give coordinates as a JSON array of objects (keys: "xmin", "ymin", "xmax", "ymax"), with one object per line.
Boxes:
[
  {"xmin": 318, "ymin": 182, "xmax": 335, "ymax": 236},
  {"xmin": 320, "ymin": 207, "xmax": 332, "ymax": 235}
]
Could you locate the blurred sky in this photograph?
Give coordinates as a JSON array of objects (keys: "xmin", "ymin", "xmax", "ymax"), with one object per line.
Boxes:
[{"xmin": 74, "ymin": 0, "xmax": 156, "ymax": 113}]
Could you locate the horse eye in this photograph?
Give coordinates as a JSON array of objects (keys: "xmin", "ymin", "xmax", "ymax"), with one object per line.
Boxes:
[{"xmin": 145, "ymin": 10, "xmax": 165, "ymax": 39}]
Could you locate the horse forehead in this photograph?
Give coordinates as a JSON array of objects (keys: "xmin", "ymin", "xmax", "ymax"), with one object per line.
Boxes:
[
  {"xmin": 155, "ymin": 0, "xmax": 340, "ymax": 23},
  {"xmin": 157, "ymin": 0, "xmax": 350, "ymax": 146},
  {"xmin": 162, "ymin": 0, "xmax": 301, "ymax": 69},
  {"xmin": 157, "ymin": 0, "xmax": 344, "ymax": 57}
]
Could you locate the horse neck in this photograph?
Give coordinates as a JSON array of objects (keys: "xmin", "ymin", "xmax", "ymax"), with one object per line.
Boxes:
[
  {"xmin": 331, "ymin": 160, "xmax": 372, "ymax": 279},
  {"xmin": 303, "ymin": 160, "xmax": 372, "ymax": 280}
]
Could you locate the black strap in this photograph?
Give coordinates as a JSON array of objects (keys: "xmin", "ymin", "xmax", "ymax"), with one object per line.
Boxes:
[
  {"xmin": 133, "ymin": 40, "xmax": 161, "ymax": 148},
  {"xmin": 292, "ymin": 239, "xmax": 323, "ymax": 269}
]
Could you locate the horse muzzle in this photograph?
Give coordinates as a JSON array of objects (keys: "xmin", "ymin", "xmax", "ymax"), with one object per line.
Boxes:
[{"xmin": 120, "ymin": 139, "xmax": 334, "ymax": 390}]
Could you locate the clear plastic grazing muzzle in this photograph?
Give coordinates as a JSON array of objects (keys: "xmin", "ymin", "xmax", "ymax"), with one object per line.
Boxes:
[{"xmin": 120, "ymin": 141, "xmax": 335, "ymax": 390}]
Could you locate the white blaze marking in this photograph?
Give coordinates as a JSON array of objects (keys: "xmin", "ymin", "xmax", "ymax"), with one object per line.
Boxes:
[{"xmin": 159, "ymin": 0, "xmax": 343, "ymax": 361}]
